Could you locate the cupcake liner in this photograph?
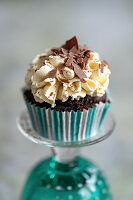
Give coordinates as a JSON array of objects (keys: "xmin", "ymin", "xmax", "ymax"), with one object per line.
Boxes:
[{"xmin": 24, "ymin": 97, "xmax": 111, "ymax": 142}]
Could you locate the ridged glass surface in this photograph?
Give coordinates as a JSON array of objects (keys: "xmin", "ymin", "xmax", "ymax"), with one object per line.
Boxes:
[{"xmin": 21, "ymin": 157, "xmax": 112, "ymax": 200}]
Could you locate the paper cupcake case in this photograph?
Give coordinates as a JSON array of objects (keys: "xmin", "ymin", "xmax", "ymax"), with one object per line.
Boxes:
[{"xmin": 24, "ymin": 98, "xmax": 111, "ymax": 142}]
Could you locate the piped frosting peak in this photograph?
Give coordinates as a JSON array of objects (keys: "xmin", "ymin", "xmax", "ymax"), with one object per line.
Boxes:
[{"xmin": 25, "ymin": 36, "xmax": 111, "ymax": 107}]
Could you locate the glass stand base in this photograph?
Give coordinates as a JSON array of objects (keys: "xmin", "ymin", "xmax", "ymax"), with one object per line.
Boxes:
[
  {"xmin": 18, "ymin": 110, "xmax": 115, "ymax": 200},
  {"xmin": 21, "ymin": 156, "xmax": 112, "ymax": 200}
]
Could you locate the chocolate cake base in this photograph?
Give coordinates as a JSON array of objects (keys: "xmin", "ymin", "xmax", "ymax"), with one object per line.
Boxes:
[{"xmin": 24, "ymin": 89, "xmax": 110, "ymax": 112}]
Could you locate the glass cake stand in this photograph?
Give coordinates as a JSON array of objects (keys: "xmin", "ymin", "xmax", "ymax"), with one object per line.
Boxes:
[{"xmin": 17, "ymin": 109, "xmax": 115, "ymax": 200}]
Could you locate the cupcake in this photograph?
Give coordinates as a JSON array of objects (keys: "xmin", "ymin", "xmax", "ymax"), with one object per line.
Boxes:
[{"xmin": 23, "ymin": 36, "xmax": 111, "ymax": 142}]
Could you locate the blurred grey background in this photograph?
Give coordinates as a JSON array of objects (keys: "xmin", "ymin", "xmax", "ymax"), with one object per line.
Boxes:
[{"xmin": 0, "ymin": 0, "xmax": 133, "ymax": 199}]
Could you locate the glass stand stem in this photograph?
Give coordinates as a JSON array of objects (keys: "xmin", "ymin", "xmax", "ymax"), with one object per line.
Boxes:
[{"xmin": 51, "ymin": 147, "xmax": 79, "ymax": 163}]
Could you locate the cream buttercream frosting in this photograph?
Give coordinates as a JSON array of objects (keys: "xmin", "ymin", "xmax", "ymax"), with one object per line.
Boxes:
[{"xmin": 25, "ymin": 37, "xmax": 111, "ymax": 107}]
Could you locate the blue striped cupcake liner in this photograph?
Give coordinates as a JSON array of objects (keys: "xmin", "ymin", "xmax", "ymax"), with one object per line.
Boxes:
[{"xmin": 24, "ymin": 99, "xmax": 111, "ymax": 142}]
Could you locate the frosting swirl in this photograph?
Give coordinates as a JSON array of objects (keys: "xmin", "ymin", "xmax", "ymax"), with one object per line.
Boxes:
[{"xmin": 25, "ymin": 36, "xmax": 111, "ymax": 107}]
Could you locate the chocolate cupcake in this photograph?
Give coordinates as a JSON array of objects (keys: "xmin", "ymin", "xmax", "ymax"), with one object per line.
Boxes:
[{"xmin": 23, "ymin": 36, "xmax": 111, "ymax": 142}]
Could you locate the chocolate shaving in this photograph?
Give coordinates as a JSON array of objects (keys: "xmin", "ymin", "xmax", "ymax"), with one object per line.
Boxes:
[
  {"xmin": 84, "ymin": 50, "xmax": 90, "ymax": 57},
  {"xmin": 38, "ymin": 55, "xmax": 49, "ymax": 66},
  {"xmin": 99, "ymin": 63, "xmax": 104, "ymax": 73},
  {"xmin": 82, "ymin": 44, "xmax": 89, "ymax": 50},
  {"xmin": 64, "ymin": 36, "xmax": 79, "ymax": 50},
  {"xmin": 52, "ymin": 52, "xmax": 57, "ymax": 56},
  {"xmin": 61, "ymin": 48, "xmax": 68, "ymax": 55},
  {"xmin": 47, "ymin": 36, "xmax": 109, "ymax": 82},
  {"xmin": 51, "ymin": 48, "xmax": 62, "ymax": 54},
  {"xmin": 59, "ymin": 78, "xmax": 69, "ymax": 83},
  {"xmin": 102, "ymin": 60, "xmax": 110, "ymax": 68},
  {"xmin": 100, "ymin": 60, "xmax": 110, "ymax": 73},
  {"xmin": 83, "ymin": 56, "xmax": 90, "ymax": 66},
  {"xmin": 59, "ymin": 54, "xmax": 66, "ymax": 58},
  {"xmin": 58, "ymin": 64, "xmax": 65, "ymax": 70},
  {"xmin": 69, "ymin": 46, "xmax": 78, "ymax": 54},
  {"xmin": 33, "ymin": 56, "xmax": 47, "ymax": 68},
  {"xmin": 77, "ymin": 57, "xmax": 83, "ymax": 64},
  {"xmin": 65, "ymin": 53, "xmax": 74, "ymax": 67},
  {"xmin": 49, "ymin": 68, "xmax": 57, "ymax": 78},
  {"xmin": 39, "ymin": 55, "xmax": 48, "ymax": 61},
  {"xmin": 72, "ymin": 62, "xmax": 87, "ymax": 82}
]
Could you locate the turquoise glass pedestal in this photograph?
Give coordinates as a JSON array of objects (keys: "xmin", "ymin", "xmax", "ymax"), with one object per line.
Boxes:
[{"xmin": 17, "ymin": 110, "xmax": 115, "ymax": 200}]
